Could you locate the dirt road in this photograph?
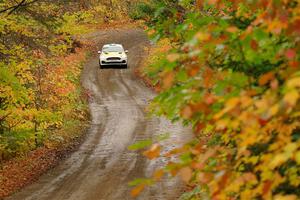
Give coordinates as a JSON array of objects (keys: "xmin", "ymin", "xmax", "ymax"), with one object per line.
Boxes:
[{"xmin": 7, "ymin": 28, "xmax": 191, "ymax": 200}]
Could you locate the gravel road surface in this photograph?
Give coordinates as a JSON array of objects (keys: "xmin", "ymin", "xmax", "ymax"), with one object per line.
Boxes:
[{"xmin": 8, "ymin": 28, "xmax": 191, "ymax": 200}]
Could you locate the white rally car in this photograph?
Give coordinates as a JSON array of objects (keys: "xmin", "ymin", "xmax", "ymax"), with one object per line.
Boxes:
[{"xmin": 98, "ymin": 44, "xmax": 128, "ymax": 68}]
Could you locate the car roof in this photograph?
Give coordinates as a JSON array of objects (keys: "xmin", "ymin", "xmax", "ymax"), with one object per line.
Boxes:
[{"xmin": 103, "ymin": 44, "xmax": 123, "ymax": 48}]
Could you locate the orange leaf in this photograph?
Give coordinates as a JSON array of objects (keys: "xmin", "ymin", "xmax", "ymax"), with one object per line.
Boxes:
[
  {"xmin": 162, "ymin": 72, "xmax": 174, "ymax": 89},
  {"xmin": 204, "ymin": 93, "xmax": 216, "ymax": 105},
  {"xmin": 153, "ymin": 169, "xmax": 164, "ymax": 181},
  {"xmin": 259, "ymin": 72, "xmax": 274, "ymax": 86},
  {"xmin": 181, "ymin": 105, "xmax": 193, "ymax": 119},
  {"xmin": 191, "ymin": 102, "xmax": 208, "ymax": 113},
  {"xmin": 166, "ymin": 53, "xmax": 180, "ymax": 62},
  {"xmin": 262, "ymin": 181, "xmax": 272, "ymax": 196},
  {"xmin": 203, "ymin": 67, "xmax": 214, "ymax": 88},
  {"xmin": 250, "ymin": 39, "xmax": 259, "ymax": 50},
  {"xmin": 288, "ymin": 61, "xmax": 299, "ymax": 68},
  {"xmin": 208, "ymin": 0, "xmax": 219, "ymax": 5},
  {"xmin": 197, "ymin": 172, "xmax": 214, "ymax": 184},
  {"xmin": 226, "ymin": 26, "xmax": 239, "ymax": 33},
  {"xmin": 197, "ymin": 172, "xmax": 213, "ymax": 184},
  {"xmin": 143, "ymin": 144, "xmax": 161, "ymax": 160},
  {"xmin": 187, "ymin": 66, "xmax": 200, "ymax": 77},
  {"xmin": 195, "ymin": 122, "xmax": 205, "ymax": 133},
  {"xmin": 131, "ymin": 184, "xmax": 145, "ymax": 197},
  {"xmin": 195, "ymin": 0, "xmax": 203, "ymax": 9},
  {"xmin": 191, "ymin": 161, "xmax": 205, "ymax": 170},
  {"xmin": 179, "ymin": 167, "xmax": 193, "ymax": 183},
  {"xmin": 289, "ymin": 19, "xmax": 300, "ymax": 35},
  {"xmin": 218, "ymin": 171, "xmax": 230, "ymax": 189},
  {"xmin": 164, "ymin": 147, "xmax": 187, "ymax": 157}
]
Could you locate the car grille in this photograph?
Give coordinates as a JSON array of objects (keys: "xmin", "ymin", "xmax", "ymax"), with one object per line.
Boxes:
[{"xmin": 107, "ymin": 57, "xmax": 121, "ymax": 60}]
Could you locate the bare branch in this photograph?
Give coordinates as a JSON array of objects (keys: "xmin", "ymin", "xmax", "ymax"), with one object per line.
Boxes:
[{"xmin": 0, "ymin": 0, "xmax": 40, "ymax": 15}]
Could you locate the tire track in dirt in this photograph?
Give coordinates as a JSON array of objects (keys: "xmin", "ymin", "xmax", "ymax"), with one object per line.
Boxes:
[{"xmin": 7, "ymin": 28, "xmax": 191, "ymax": 200}]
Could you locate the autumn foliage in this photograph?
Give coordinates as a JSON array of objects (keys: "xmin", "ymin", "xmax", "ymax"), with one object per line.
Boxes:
[
  {"xmin": 131, "ymin": 0, "xmax": 300, "ymax": 199},
  {"xmin": 0, "ymin": 0, "xmax": 135, "ymax": 161}
]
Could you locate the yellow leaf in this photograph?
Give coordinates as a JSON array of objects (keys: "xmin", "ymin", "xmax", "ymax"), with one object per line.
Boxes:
[
  {"xmin": 240, "ymin": 95, "xmax": 253, "ymax": 108},
  {"xmin": 195, "ymin": 31, "xmax": 211, "ymax": 41},
  {"xmin": 179, "ymin": 167, "xmax": 193, "ymax": 183},
  {"xmin": 283, "ymin": 90, "xmax": 299, "ymax": 106},
  {"xmin": 287, "ymin": 77, "xmax": 300, "ymax": 88},
  {"xmin": 224, "ymin": 97, "xmax": 240, "ymax": 112},
  {"xmin": 274, "ymin": 195, "xmax": 298, "ymax": 200},
  {"xmin": 216, "ymin": 119, "xmax": 229, "ymax": 130},
  {"xmin": 269, "ymin": 154, "xmax": 288, "ymax": 169},
  {"xmin": 269, "ymin": 104, "xmax": 279, "ymax": 117},
  {"xmin": 214, "ymin": 98, "xmax": 240, "ymax": 120},
  {"xmin": 261, "ymin": 169, "xmax": 274, "ymax": 181},
  {"xmin": 295, "ymin": 151, "xmax": 300, "ymax": 164},
  {"xmin": 284, "ymin": 143, "xmax": 298, "ymax": 155}
]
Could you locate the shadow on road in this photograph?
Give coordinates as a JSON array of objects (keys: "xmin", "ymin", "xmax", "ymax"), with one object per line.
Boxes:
[{"xmin": 100, "ymin": 65, "xmax": 128, "ymax": 69}]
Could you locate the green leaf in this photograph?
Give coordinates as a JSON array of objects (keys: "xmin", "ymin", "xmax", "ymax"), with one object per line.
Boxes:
[
  {"xmin": 155, "ymin": 132, "xmax": 170, "ymax": 141},
  {"xmin": 128, "ymin": 139, "xmax": 153, "ymax": 150},
  {"xmin": 128, "ymin": 178, "xmax": 153, "ymax": 186}
]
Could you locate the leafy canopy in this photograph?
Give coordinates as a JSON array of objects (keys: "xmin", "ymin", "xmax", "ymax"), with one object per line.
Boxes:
[{"xmin": 130, "ymin": 0, "xmax": 300, "ymax": 199}]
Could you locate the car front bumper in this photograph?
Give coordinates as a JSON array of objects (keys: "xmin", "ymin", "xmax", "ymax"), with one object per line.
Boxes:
[{"xmin": 100, "ymin": 59, "xmax": 127, "ymax": 66}]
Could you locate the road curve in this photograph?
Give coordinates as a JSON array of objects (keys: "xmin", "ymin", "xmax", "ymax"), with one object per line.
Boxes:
[{"xmin": 7, "ymin": 28, "xmax": 191, "ymax": 200}]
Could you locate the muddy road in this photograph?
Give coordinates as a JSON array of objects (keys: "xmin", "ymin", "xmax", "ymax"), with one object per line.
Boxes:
[{"xmin": 8, "ymin": 28, "xmax": 191, "ymax": 200}]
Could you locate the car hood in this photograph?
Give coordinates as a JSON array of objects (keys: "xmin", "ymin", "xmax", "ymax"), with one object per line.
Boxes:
[{"xmin": 101, "ymin": 52, "xmax": 126, "ymax": 57}]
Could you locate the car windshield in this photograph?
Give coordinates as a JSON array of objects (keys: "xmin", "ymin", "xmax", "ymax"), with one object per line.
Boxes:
[{"xmin": 102, "ymin": 46, "xmax": 123, "ymax": 53}]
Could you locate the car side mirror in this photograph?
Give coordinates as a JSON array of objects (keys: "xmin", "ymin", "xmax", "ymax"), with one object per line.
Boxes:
[
  {"xmin": 125, "ymin": 50, "xmax": 129, "ymax": 53},
  {"xmin": 98, "ymin": 51, "xmax": 101, "ymax": 54}
]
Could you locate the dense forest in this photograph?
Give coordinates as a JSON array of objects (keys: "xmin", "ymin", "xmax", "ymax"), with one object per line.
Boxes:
[
  {"xmin": 130, "ymin": 0, "xmax": 300, "ymax": 199},
  {"xmin": 0, "ymin": 0, "xmax": 133, "ymax": 160}
]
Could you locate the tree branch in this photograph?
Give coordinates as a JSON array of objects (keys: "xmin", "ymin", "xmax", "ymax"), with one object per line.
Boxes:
[
  {"xmin": 0, "ymin": 0, "xmax": 40, "ymax": 15},
  {"xmin": 0, "ymin": 112, "xmax": 12, "ymax": 122}
]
